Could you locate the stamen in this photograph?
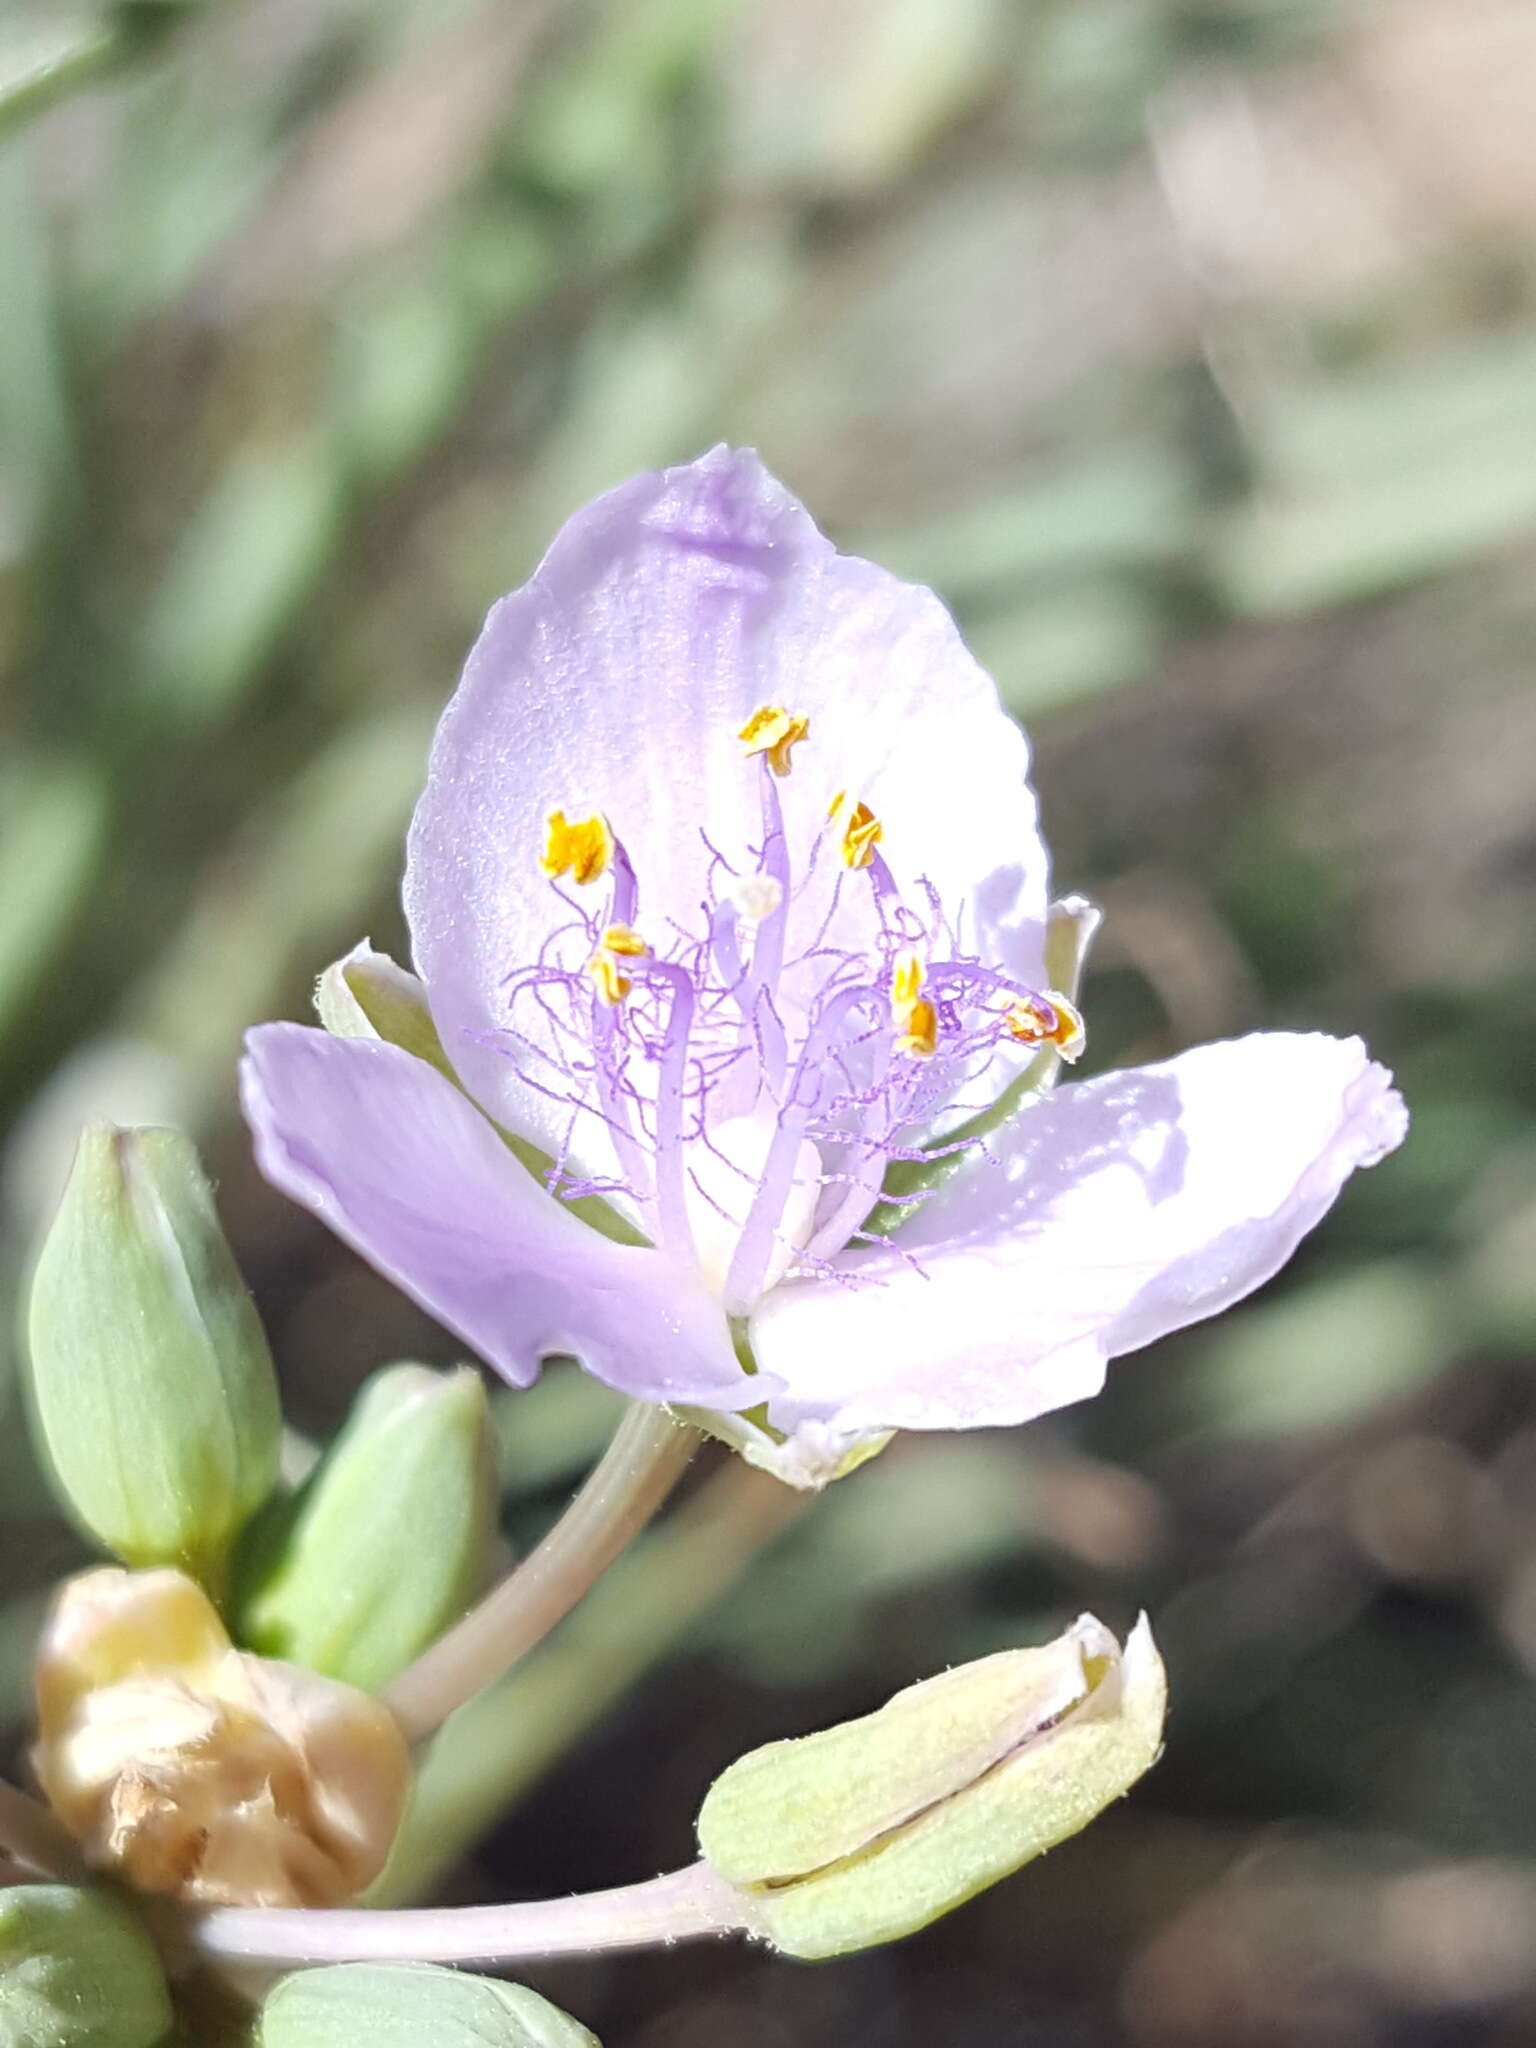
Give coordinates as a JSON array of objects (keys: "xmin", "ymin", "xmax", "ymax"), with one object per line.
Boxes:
[
  {"xmin": 587, "ymin": 925, "xmax": 648, "ymax": 1007},
  {"xmin": 738, "ymin": 705, "xmax": 810, "ymax": 778},
  {"xmin": 890, "ymin": 949, "xmax": 925, "ymax": 1022},
  {"xmin": 744, "ymin": 759, "xmax": 793, "ymax": 1082},
  {"xmin": 828, "ymin": 791, "xmax": 883, "ymax": 870},
  {"xmin": 1005, "ymin": 989, "xmax": 1086, "ymax": 1062},
  {"xmin": 633, "ymin": 957, "xmax": 699, "ymax": 1261},
  {"xmin": 510, "ymin": 752, "xmax": 1088, "ymax": 1309},
  {"xmin": 894, "ymin": 998, "xmax": 938, "ymax": 1060},
  {"xmin": 542, "ymin": 810, "xmax": 614, "ymax": 885}
]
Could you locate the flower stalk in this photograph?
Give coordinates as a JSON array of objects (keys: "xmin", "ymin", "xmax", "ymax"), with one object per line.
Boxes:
[
  {"xmin": 185, "ymin": 1861, "xmax": 746, "ymax": 1968},
  {"xmin": 381, "ymin": 1402, "xmax": 700, "ymax": 1741},
  {"xmin": 374, "ymin": 1454, "xmax": 807, "ymax": 1904}
]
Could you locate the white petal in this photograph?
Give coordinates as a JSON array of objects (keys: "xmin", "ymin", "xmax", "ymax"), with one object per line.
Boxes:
[{"xmin": 748, "ymin": 1033, "xmax": 1407, "ymax": 1435}]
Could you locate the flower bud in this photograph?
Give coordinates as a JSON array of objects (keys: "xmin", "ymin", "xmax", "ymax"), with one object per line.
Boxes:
[
  {"xmin": 697, "ymin": 1613, "xmax": 1166, "ymax": 1959},
  {"xmin": 259, "ymin": 1963, "xmax": 601, "ymax": 2048},
  {"xmin": 25, "ymin": 1124, "xmax": 281, "ymax": 1585},
  {"xmin": 32, "ymin": 1568, "xmax": 410, "ymax": 1908},
  {"xmin": 0, "ymin": 1883, "xmax": 173, "ymax": 2048},
  {"xmin": 234, "ymin": 1363, "xmax": 497, "ymax": 1692}
]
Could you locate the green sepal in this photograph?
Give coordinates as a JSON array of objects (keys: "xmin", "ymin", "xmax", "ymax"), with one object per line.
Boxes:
[
  {"xmin": 0, "ymin": 1885, "xmax": 174, "ymax": 2048},
  {"xmin": 24, "ymin": 1125, "xmax": 282, "ymax": 1588},
  {"xmin": 233, "ymin": 1362, "xmax": 496, "ymax": 1691},
  {"xmin": 258, "ymin": 1962, "xmax": 600, "ymax": 2047},
  {"xmin": 316, "ymin": 940, "xmax": 645, "ymax": 1247}
]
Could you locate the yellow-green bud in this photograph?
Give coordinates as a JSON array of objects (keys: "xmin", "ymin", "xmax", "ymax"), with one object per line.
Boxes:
[
  {"xmin": 25, "ymin": 1125, "xmax": 281, "ymax": 1586},
  {"xmin": 259, "ymin": 1964, "xmax": 601, "ymax": 2047},
  {"xmin": 697, "ymin": 1613, "xmax": 1166, "ymax": 1960},
  {"xmin": 33, "ymin": 1568, "xmax": 411, "ymax": 1908},
  {"xmin": 233, "ymin": 1363, "xmax": 496, "ymax": 1692},
  {"xmin": 0, "ymin": 1884, "xmax": 174, "ymax": 2048}
]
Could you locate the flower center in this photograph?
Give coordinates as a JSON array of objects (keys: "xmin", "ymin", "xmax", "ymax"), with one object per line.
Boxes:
[{"xmin": 501, "ymin": 708, "xmax": 1082, "ymax": 1315}]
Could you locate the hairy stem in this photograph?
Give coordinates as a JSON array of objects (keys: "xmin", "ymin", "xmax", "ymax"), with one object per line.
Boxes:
[
  {"xmin": 383, "ymin": 1402, "xmax": 700, "ymax": 1741},
  {"xmin": 186, "ymin": 1860, "xmax": 748, "ymax": 1967},
  {"xmin": 0, "ymin": 1777, "xmax": 84, "ymax": 1882}
]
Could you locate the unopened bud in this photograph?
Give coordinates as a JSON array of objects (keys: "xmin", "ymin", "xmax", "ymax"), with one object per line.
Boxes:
[
  {"xmin": 0, "ymin": 1884, "xmax": 173, "ymax": 2048},
  {"xmin": 33, "ymin": 1568, "xmax": 410, "ymax": 1908},
  {"xmin": 25, "ymin": 1125, "xmax": 281, "ymax": 1585},
  {"xmin": 235, "ymin": 1363, "xmax": 496, "ymax": 1692},
  {"xmin": 259, "ymin": 1963, "xmax": 601, "ymax": 2048},
  {"xmin": 698, "ymin": 1613, "xmax": 1165, "ymax": 1959}
]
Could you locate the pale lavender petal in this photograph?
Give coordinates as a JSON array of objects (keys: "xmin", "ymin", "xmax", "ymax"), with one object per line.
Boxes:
[
  {"xmin": 403, "ymin": 445, "xmax": 1049, "ymax": 1161},
  {"xmin": 240, "ymin": 1024, "xmax": 755, "ymax": 1408},
  {"xmin": 748, "ymin": 1033, "xmax": 1407, "ymax": 1435}
]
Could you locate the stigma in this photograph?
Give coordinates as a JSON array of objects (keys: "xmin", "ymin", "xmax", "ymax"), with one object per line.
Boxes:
[{"xmin": 739, "ymin": 705, "xmax": 810, "ymax": 777}]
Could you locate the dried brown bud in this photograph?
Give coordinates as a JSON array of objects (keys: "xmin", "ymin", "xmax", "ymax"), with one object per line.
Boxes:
[{"xmin": 32, "ymin": 1568, "xmax": 410, "ymax": 1908}]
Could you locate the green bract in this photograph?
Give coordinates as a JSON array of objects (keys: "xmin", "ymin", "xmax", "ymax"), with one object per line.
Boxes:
[
  {"xmin": 0, "ymin": 1885, "xmax": 174, "ymax": 2048},
  {"xmin": 234, "ymin": 1362, "xmax": 495, "ymax": 1691},
  {"xmin": 24, "ymin": 1124, "xmax": 281, "ymax": 1586},
  {"xmin": 698, "ymin": 1613, "xmax": 1166, "ymax": 1960},
  {"xmin": 258, "ymin": 1963, "xmax": 600, "ymax": 2047}
]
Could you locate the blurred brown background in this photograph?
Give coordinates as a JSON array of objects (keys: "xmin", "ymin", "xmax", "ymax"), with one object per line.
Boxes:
[{"xmin": 4, "ymin": 1, "xmax": 1536, "ymax": 2041}]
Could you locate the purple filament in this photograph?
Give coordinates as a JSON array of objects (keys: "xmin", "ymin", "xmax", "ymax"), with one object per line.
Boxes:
[{"xmin": 495, "ymin": 756, "xmax": 1061, "ymax": 1302}]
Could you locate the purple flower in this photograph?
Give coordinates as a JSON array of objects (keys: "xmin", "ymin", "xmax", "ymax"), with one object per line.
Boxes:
[{"xmin": 242, "ymin": 449, "xmax": 1407, "ymax": 1486}]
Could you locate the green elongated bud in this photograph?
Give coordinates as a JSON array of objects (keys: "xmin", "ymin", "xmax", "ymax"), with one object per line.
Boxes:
[
  {"xmin": 258, "ymin": 1963, "xmax": 600, "ymax": 2047},
  {"xmin": 234, "ymin": 1363, "xmax": 496, "ymax": 1691},
  {"xmin": 25, "ymin": 1125, "xmax": 281, "ymax": 1586},
  {"xmin": 0, "ymin": 1885, "xmax": 174, "ymax": 2048},
  {"xmin": 698, "ymin": 1613, "xmax": 1166, "ymax": 1960}
]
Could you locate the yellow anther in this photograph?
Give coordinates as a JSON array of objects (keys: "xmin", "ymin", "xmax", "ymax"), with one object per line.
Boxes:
[
  {"xmin": 739, "ymin": 705, "xmax": 810, "ymax": 778},
  {"xmin": 588, "ymin": 925, "xmax": 648, "ymax": 1006},
  {"xmin": 890, "ymin": 949, "xmax": 925, "ymax": 1022},
  {"xmin": 828, "ymin": 791, "xmax": 884, "ymax": 870},
  {"xmin": 895, "ymin": 998, "xmax": 939, "ymax": 1060},
  {"xmin": 541, "ymin": 809, "xmax": 614, "ymax": 886},
  {"xmin": 1006, "ymin": 989, "xmax": 1086, "ymax": 1063},
  {"xmin": 588, "ymin": 955, "xmax": 633, "ymax": 1007}
]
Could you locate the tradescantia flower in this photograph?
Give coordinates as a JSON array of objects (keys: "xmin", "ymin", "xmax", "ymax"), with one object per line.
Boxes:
[{"xmin": 241, "ymin": 448, "xmax": 1406, "ymax": 1487}]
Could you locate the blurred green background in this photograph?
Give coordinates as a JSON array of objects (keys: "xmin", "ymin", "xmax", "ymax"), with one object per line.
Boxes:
[{"xmin": 5, "ymin": 0, "xmax": 1536, "ymax": 2041}]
